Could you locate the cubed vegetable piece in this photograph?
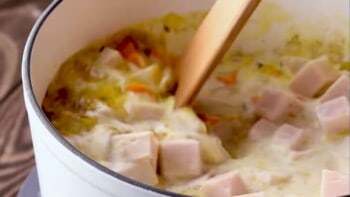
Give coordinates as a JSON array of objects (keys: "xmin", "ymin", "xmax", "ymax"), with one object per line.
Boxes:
[
  {"xmin": 320, "ymin": 74, "xmax": 350, "ymax": 103},
  {"xmin": 216, "ymin": 71, "xmax": 238, "ymax": 85},
  {"xmin": 124, "ymin": 101, "xmax": 166, "ymax": 121},
  {"xmin": 159, "ymin": 66, "xmax": 175, "ymax": 93},
  {"xmin": 128, "ymin": 64, "xmax": 162, "ymax": 88},
  {"xmin": 198, "ymin": 113, "xmax": 222, "ymax": 125},
  {"xmin": 115, "ymin": 36, "xmax": 147, "ymax": 68},
  {"xmin": 197, "ymin": 135, "xmax": 230, "ymax": 164},
  {"xmin": 116, "ymin": 36, "xmax": 138, "ymax": 56},
  {"xmin": 256, "ymin": 87, "xmax": 303, "ymax": 122},
  {"xmin": 94, "ymin": 47, "xmax": 123, "ymax": 67},
  {"xmin": 321, "ymin": 169, "xmax": 349, "ymax": 197},
  {"xmin": 112, "ymin": 160, "xmax": 158, "ymax": 186},
  {"xmin": 281, "ymin": 56, "xmax": 308, "ymax": 73},
  {"xmin": 316, "ymin": 96, "xmax": 350, "ymax": 136},
  {"xmin": 272, "ymin": 124, "xmax": 305, "ymax": 151},
  {"xmin": 249, "ymin": 119, "xmax": 278, "ymax": 140},
  {"xmin": 68, "ymin": 126, "xmax": 112, "ymax": 161},
  {"xmin": 126, "ymin": 52, "xmax": 146, "ymax": 68},
  {"xmin": 160, "ymin": 139, "xmax": 202, "ymax": 179},
  {"xmin": 126, "ymin": 83, "xmax": 154, "ymax": 95},
  {"xmin": 166, "ymin": 108, "xmax": 207, "ymax": 134},
  {"xmin": 290, "ymin": 56, "xmax": 339, "ymax": 97},
  {"xmin": 110, "ymin": 132, "xmax": 158, "ymax": 169},
  {"xmin": 233, "ymin": 192, "xmax": 265, "ymax": 197},
  {"xmin": 201, "ymin": 171, "xmax": 248, "ymax": 197}
]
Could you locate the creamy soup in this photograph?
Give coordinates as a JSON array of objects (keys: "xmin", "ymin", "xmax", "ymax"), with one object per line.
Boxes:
[{"xmin": 42, "ymin": 12, "xmax": 349, "ymax": 197}]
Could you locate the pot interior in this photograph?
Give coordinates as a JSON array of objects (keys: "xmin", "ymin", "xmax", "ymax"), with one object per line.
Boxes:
[{"xmin": 28, "ymin": 0, "xmax": 349, "ymax": 104}]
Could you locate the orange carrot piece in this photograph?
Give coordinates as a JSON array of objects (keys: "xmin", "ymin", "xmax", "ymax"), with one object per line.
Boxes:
[
  {"xmin": 116, "ymin": 37, "xmax": 138, "ymax": 57},
  {"xmin": 126, "ymin": 52, "xmax": 146, "ymax": 68},
  {"xmin": 250, "ymin": 95, "xmax": 260, "ymax": 104},
  {"xmin": 216, "ymin": 71, "xmax": 237, "ymax": 85},
  {"xmin": 150, "ymin": 49, "xmax": 164, "ymax": 61},
  {"xmin": 115, "ymin": 37, "xmax": 146, "ymax": 67},
  {"xmin": 198, "ymin": 113, "xmax": 222, "ymax": 125},
  {"xmin": 126, "ymin": 84, "xmax": 154, "ymax": 95}
]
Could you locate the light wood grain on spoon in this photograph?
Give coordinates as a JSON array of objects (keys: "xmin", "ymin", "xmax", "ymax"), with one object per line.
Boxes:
[{"xmin": 175, "ymin": 0, "xmax": 261, "ymax": 107}]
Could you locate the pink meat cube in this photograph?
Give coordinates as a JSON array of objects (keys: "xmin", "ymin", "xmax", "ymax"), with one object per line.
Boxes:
[
  {"xmin": 290, "ymin": 56, "xmax": 339, "ymax": 97},
  {"xmin": 256, "ymin": 87, "xmax": 303, "ymax": 122},
  {"xmin": 316, "ymin": 96, "xmax": 350, "ymax": 135},
  {"xmin": 272, "ymin": 124, "xmax": 305, "ymax": 150},
  {"xmin": 249, "ymin": 119, "xmax": 278, "ymax": 140},
  {"xmin": 160, "ymin": 139, "xmax": 202, "ymax": 179},
  {"xmin": 234, "ymin": 192, "xmax": 265, "ymax": 197},
  {"xmin": 320, "ymin": 74, "xmax": 350, "ymax": 102},
  {"xmin": 112, "ymin": 160, "xmax": 158, "ymax": 185},
  {"xmin": 321, "ymin": 169, "xmax": 349, "ymax": 197},
  {"xmin": 201, "ymin": 171, "xmax": 248, "ymax": 197},
  {"xmin": 110, "ymin": 132, "xmax": 158, "ymax": 169}
]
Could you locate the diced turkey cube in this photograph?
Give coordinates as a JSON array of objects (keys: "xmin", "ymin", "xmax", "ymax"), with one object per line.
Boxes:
[
  {"xmin": 290, "ymin": 56, "xmax": 339, "ymax": 97},
  {"xmin": 124, "ymin": 101, "xmax": 166, "ymax": 121},
  {"xmin": 110, "ymin": 132, "xmax": 158, "ymax": 169},
  {"xmin": 320, "ymin": 74, "xmax": 350, "ymax": 103},
  {"xmin": 272, "ymin": 124, "xmax": 305, "ymax": 151},
  {"xmin": 315, "ymin": 96, "xmax": 350, "ymax": 135},
  {"xmin": 234, "ymin": 192, "xmax": 265, "ymax": 197},
  {"xmin": 249, "ymin": 119, "xmax": 278, "ymax": 140},
  {"xmin": 281, "ymin": 56, "xmax": 308, "ymax": 73},
  {"xmin": 112, "ymin": 160, "xmax": 158, "ymax": 186},
  {"xmin": 160, "ymin": 139, "xmax": 202, "ymax": 179},
  {"xmin": 256, "ymin": 87, "xmax": 303, "ymax": 122},
  {"xmin": 201, "ymin": 171, "xmax": 248, "ymax": 197},
  {"xmin": 321, "ymin": 169, "xmax": 349, "ymax": 197}
]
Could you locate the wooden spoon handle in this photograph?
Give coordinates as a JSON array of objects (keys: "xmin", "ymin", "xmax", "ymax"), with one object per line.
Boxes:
[{"xmin": 175, "ymin": 0, "xmax": 261, "ymax": 107}]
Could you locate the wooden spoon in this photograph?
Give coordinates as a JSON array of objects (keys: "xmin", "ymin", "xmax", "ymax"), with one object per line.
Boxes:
[{"xmin": 175, "ymin": 0, "xmax": 261, "ymax": 107}]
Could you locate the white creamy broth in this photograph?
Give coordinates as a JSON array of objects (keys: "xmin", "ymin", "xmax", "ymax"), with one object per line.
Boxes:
[{"xmin": 42, "ymin": 10, "xmax": 349, "ymax": 197}]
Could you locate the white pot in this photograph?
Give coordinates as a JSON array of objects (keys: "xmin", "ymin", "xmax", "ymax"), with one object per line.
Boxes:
[{"xmin": 22, "ymin": 0, "xmax": 349, "ymax": 197}]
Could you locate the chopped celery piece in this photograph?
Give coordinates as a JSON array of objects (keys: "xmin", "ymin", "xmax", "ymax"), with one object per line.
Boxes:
[
  {"xmin": 196, "ymin": 135, "xmax": 230, "ymax": 164},
  {"xmin": 165, "ymin": 108, "xmax": 207, "ymax": 134},
  {"xmin": 94, "ymin": 47, "xmax": 123, "ymax": 68},
  {"xmin": 159, "ymin": 66, "xmax": 175, "ymax": 93},
  {"xmin": 52, "ymin": 111, "xmax": 97, "ymax": 135},
  {"xmin": 79, "ymin": 81, "xmax": 122, "ymax": 107},
  {"xmin": 127, "ymin": 64, "xmax": 163, "ymax": 90}
]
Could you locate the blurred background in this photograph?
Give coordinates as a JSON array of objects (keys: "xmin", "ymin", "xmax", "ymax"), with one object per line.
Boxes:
[{"xmin": 0, "ymin": 0, "xmax": 50, "ymax": 196}]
